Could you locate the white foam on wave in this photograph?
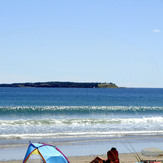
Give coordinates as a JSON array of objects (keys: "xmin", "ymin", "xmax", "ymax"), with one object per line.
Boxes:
[
  {"xmin": 1, "ymin": 105, "xmax": 163, "ymax": 112},
  {"xmin": 1, "ymin": 130, "xmax": 163, "ymax": 140},
  {"xmin": 0, "ymin": 116, "xmax": 163, "ymax": 126}
]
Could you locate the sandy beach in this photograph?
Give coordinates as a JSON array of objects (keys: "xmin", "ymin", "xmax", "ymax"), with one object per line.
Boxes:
[{"xmin": 1, "ymin": 153, "xmax": 163, "ymax": 163}]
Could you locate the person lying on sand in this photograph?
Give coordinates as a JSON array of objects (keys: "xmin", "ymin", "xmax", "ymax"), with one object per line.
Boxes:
[{"xmin": 90, "ymin": 147, "xmax": 120, "ymax": 163}]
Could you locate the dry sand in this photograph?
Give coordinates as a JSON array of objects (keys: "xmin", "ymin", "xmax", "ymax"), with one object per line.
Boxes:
[{"xmin": 1, "ymin": 153, "xmax": 163, "ymax": 163}]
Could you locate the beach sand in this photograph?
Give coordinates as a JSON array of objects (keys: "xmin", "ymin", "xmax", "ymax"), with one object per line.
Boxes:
[{"xmin": 1, "ymin": 153, "xmax": 163, "ymax": 163}]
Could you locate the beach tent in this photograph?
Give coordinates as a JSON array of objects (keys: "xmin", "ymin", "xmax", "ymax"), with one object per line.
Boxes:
[
  {"xmin": 141, "ymin": 147, "xmax": 163, "ymax": 157},
  {"xmin": 23, "ymin": 142, "xmax": 70, "ymax": 163}
]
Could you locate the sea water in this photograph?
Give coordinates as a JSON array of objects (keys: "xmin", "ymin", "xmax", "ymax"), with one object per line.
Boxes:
[{"xmin": 1, "ymin": 87, "xmax": 163, "ymax": 160}]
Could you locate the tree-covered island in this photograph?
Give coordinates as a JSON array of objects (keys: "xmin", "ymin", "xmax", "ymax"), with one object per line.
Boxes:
[{"xmin": 0, "ymin": 81, "xmax": 119, "ymax": 88}]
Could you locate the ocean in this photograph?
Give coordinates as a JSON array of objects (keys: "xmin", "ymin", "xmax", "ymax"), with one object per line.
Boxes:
[{"xmin": 1, "ymin": 87, "xmax": 163, "ymax": 161}]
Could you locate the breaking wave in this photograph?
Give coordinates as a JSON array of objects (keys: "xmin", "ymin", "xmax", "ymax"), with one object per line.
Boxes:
[
  {"xmin": 1, "ymin": 117, "xmax": 163, "ymax": 126},
  {"xmin": 0, "ymin": 106, "xmax": 163, "ymax": 115},
  {"xmin": 1, "ymin": 105, "xmax": 163, "ymax": 140}
]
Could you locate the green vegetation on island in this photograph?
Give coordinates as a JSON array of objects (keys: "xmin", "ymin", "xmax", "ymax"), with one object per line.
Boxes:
[
  {"xmin": 0, "ymin": 81, "xmax": 119, "ymax": 88},
  {"xmin": 98, "ymin": 83, "xmax": 118, "ymax": 88}
]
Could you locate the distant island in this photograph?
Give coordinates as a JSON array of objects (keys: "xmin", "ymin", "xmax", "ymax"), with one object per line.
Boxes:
[{"xmin": 0, "ymin": 81, "xmax": 119, "ymax": 88}]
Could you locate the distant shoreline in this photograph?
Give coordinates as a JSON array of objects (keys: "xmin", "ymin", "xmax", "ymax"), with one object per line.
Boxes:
[{"xmin": 0, "ymin": 81, "xmax": 119, "ymax": 88}]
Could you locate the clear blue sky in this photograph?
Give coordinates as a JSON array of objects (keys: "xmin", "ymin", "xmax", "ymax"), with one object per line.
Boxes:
[{"xmin": 0, "ymin": 0, "xmax": 162, "ymax": 88}]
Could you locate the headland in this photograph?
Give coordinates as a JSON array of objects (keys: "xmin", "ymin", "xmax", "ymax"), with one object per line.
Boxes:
[{"xmin": 0, "ymin": 81, "xmax": 119, "ymax": 88}]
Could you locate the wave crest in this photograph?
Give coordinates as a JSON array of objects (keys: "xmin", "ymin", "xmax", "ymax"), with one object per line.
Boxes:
[
  {"xmin": 0, "ymin": 106, "xmax": 163, "ymax": 114},
  {"xmin": 0, "ymin": 117, "xmax": 163, "ymax": 126}
]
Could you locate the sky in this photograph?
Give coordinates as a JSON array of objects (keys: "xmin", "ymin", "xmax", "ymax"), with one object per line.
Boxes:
[{"xmin": 0, "ymin": 0, "xmax": 162, "ymax": 88}]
